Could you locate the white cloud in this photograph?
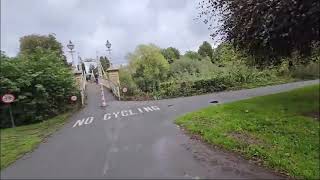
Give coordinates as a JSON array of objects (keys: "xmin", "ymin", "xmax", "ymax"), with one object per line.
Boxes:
[{"xmin": 1, "ymin": 0, "xmax": 216, "ymax": 65}]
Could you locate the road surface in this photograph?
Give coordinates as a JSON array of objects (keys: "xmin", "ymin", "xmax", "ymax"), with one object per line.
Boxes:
[{"xmin": 1, "ymin": 80, "xmax": 318, "ymax": 179}]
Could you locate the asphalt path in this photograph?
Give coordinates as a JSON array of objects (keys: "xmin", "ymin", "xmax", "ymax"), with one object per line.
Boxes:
[{"xmin": 1, "ymin": 79, "xmax": 318, "ymax": 179}]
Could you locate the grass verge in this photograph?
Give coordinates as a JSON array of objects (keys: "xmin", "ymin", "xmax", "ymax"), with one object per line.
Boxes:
[
  {"xmin": 0, "ymin": 113, "xmax": 71, "ymax": 170},
  {"xmin": 176, "ymin": 85, "xmax": 319, "ymax": 179}
]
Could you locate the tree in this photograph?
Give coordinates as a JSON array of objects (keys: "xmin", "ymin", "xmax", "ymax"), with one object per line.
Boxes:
[
  {"xmin": 170, "ymin": 56, "xmax": 202, "ymax": 77},
  {"xmin": 213, "ymin": 43, "xmax": 240, "ymax": 63},
  {"xmin": 1, "ymin": 50, "xmax": 7, "ymax": 59},
  {"xmin": 198, "ymin": 41, "xmax": 214, "ymax": 62},
  {"xmin": 119, "ymin": 68, "xmax": 139, "ymax": 96},
  {"xmin": 160, "ymin": 47, "xmax": 180, "ymax": 63},
  {"xmin": 19, "ymin": 34, "xmax": 67, "ymax": 64},
  {"xmin": 99, "ymin": 56, "xmax": 110, "ymax": 71},
  {"xmin": 199, "ymin": 0, "xmax": 320, "ymax": 63},
  {"xmin": 169, "ymin": 56, "xmax": 215, "ymax": 79},
  {"xmin": 128, "ymin": 44, "xmax": 169, "ymax": 92},
  {"xmin": 0, "ymin": 48, "xmax": 77, "ymax": 128},
  {"xmin": 184, "ymin": 51, "xmax": 202, "ymax": 60}
]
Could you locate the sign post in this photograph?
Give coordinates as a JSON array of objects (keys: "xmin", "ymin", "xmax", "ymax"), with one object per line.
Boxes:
[
  {"xmin": 1, "ymin": 94, "xmax": 16, "ymax": 128},
  {"xmin": 8, "ymin": 105, "xmax": 15, "ymax": 128}
]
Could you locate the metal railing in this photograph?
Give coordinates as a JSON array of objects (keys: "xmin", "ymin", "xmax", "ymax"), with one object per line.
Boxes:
[
  {"xmin": 79, "ymin": 71, "xmax": 86, "ymax": 106},
  {"xmin": 97, "ymin": 60, "xmax": 121, "ymax": 101},
  {"xmin": 107, "ymin": 79, "xmax": 121, "ymax": 100}
]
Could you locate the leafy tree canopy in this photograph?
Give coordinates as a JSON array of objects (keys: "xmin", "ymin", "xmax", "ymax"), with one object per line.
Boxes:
[
  {"xmin": 99, "ymin": 56, "xmax": 110, "ymax": 71},
  {"xmin": 184, "ymin": 51, "xmax": 202, "ymax": 60},
  {"xmin": 0, "ymin": 48, "xmax": 77, "ymax": 128},
  {"xmin": 160, "ymin": 47, "xmax": 180, "ymax": 63},
  {"xmin": 19, "ymin": 34, "xmax": 67, "ymax": 64},
  {"xmin": 128, "ymin": 44, "xmax": 169, "ymax": 92},
  {"xmin": 213, "ymin": 43, "xmax": 240, "ymax": 63},
  {"xmin": 199, "ymin": 0, "xmax": 320, "ymax": 62},
  {"xmin": 198, "ymin": 41, "xmax": 214, "ymax": 62},
  {"xmin": 170, "ymin": 56, "xmax": 214, "ymax": 78},
  {"xmin": 1, "ymin": 50, "xmax": 8, "ymax": 59}
]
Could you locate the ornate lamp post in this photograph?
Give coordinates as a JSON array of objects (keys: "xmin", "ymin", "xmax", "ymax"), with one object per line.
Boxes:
[
  {"xmin": 105, "ymin": 40, "xmax": 112, "ymax": 67},
  {"xmin": 105, "ymin": 40, "xmax": 111, "ymax": 54},
  {"xmin": 67, "ymin": 40, "xmax": 75, "ymax": 68}
]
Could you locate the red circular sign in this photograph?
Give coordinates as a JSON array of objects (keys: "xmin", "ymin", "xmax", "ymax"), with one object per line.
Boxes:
[
  {"xmin": 1, "ymin": 94, "xmax": 15, "ymax": 104},
  {"xmin": 70, "ymin": 95, "xmax": 77, "ymax": 101},
  {"xmin": 122, "ymin": 87, "xmax": 128, "ymax": 93}
]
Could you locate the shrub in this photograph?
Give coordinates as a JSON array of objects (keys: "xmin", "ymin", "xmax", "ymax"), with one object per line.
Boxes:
[
  {"xmin": 118, "ymin": 42, "xmax": 311, "ymax": 101},
  {"xmin": 291, "ymin": 62, "xmax": 320, "ymax": 80},
  {"xmin": 119, "ymin": 68, "xmax": 139, "ymax": 96},
  {"xmin": 154, "ymin": 61, "xmax": 282, "ymax": 99},
  {"xmin": 213, "ymin": 43, "xmax": 239, "ymax": 64},
  {"xmin": 277, "ymin": 60, "xmax": 291, "ymax": 76},
  {"xmin": 183, "ymin": 51, "xmax": 202, "ymax": 61},
  {"xmin": 157, "ymin": 75, "xmax": 232, "ymax": 98},
  {"xmin": 128, "ymin": 44, "xmax": 169, "ymax": 92},
  {"xmin": 170, "ymin": 57, "xmax": 201, "ymax": 76},
  {"xmin": 170, "ymin": 56, "xmax": 215, "ymax": 79},
  {"xmin": 0, "ymin": 49, "xmax": 78, "ymax": 128}
]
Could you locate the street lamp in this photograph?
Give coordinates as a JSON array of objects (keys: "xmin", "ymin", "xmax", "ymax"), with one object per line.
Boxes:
[
  {"xmin": 105, "ymin": 40, "xmax": 111, "ymax": 53},
  {"xmin": 105, "ymin": 40, "xmax": 112, "ymax": 67},
  {"xmin": 67, "ymin": 40, "xmax": 75, "ymax": 68}
]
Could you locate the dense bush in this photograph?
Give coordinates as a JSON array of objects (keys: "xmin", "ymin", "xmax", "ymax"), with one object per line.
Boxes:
[
  {"xmin": 213, "ymin": 43, "xmax": 242, "ymax": 64},
  {"xmin": 170, "ymin": 57, "xmax": 203, "ymax": 77},
  {"xmin": 19, "ymin": 34, "xmax": 67, "ymax": 65},
  {"xmin": 161, "ymin": 47, "xmax": 180, "ymax": 64},
  {"xmin": 127, "ymin": 44, "xmax": 169, "ymax": 92},
  {"xmin": 184, "ymin": 51, "xmax": 202, "ymax": 61},
  {"xmin": 156, "ymin": 76, "xmax": 230, "ymax": 98},
  {"xmin": 276, "ymin": 46, "xmax": 320, "ymax": 79},
  {"xmin": 154, "ymin": 61, "xmax": 279, "ymax": 99},
  {"xmin": 119, "ymin": 68, "xmax": 139, "ymax": 96},
  {"xmin": 291, "ymin": 62, "xmax": 320, "ymax": 80},
  {"xmin": 120, "ymin": 42, "xmax": 319, "ymax": 101},
  {"xmin": 0, "ymin": 49, "xmax": 78, "ymax": 128},
  {"xmin": 169, "ymin": 56, "xmax": 216, "ymax": 79},
  {"xmin": 198, "ymin": 41, "xmax": 214, "ymax": 62}
]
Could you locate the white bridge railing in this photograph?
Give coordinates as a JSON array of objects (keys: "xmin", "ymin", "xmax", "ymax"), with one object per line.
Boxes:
[
  {"xmin": 100, "ymin": 78, "xmax": 120, "ymax": 100},
  {"xmin": 97, "ymin": 60, "xmax": 121, "ymax": 101},
  {"xmin": 79, "ymin": 71, "xmax": 86, "ymax": 106}
]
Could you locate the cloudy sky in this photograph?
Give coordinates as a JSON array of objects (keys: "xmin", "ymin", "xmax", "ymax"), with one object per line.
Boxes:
[{"xmin": 1, "ymin": 0, "xmax": 215, "ymax": 65}]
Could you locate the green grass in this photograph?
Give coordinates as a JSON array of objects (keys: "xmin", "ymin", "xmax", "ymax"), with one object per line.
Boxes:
[
  {"xmin": 0, "ymin": 113, "xmax": 71, "ymax": 170},
  {"xmin": 176, "ymin": 85, "xmax": 320, "ymax": 179}
]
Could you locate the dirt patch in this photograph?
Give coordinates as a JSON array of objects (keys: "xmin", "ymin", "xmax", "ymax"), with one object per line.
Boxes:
[
  {"xmin": 179, "ymin": 127, "xmax": 290, "ymax": 179},
  {"xmin": 189, "ymin": 134, "xmax": 203, "ymax": 141},
  {"xmin": 229, "ymin": 132, "xmax": 264, "ymax": 145},
  {"xmin": 302, "ymin": 111, "xmax": 319, "ymax": 121}
]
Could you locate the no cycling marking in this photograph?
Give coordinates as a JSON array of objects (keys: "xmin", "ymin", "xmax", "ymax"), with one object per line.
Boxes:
[{"xmin": 72, "ymin": 105, "xmax": 161, "ymax": 128}]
